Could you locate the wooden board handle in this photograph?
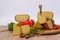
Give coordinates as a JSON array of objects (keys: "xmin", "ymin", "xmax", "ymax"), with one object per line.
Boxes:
[{"xmin": 39, "ymin": 4, "xmax": 42, "ymax": 15}]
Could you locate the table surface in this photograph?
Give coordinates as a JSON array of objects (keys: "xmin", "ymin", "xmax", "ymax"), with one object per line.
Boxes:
[{"xmin": 0, "ymin": 26, "xmax": 60, "ymax": 40}]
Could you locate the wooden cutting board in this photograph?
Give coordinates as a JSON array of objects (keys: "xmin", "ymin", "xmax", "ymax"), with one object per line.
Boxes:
[{"xmin": 0, "ymin": 26, "xmax": 60, "ymax": 40}]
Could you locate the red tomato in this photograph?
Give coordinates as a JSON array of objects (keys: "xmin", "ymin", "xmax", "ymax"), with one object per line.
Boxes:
[
  {"xmin": 22, "ymin": 20, "xmax": 34, "ymax": 26},
  {"xmin": 28, "ymin": 20, "xmax": 34, "ymax": 26},
  {"xmin": 43, "ymin": 23, "xmax": 49, "ymax": 29},
  {"xmin": 22, "ymin": 21, "xmax": 29, "ymax": 25},
  {"xmin": 53, "ymin": 24, "xmax": 59, "ymax": 30}
]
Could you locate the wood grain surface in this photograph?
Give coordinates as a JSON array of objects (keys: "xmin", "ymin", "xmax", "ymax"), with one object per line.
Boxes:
[{"xmin": 0, "ymin": 26, "xmax": 60, "ymax": 40}]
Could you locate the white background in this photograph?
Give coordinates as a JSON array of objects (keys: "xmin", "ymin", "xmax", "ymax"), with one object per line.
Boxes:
[{"xmin": 0, "ymin": 0, "xmax": 60, "ymax": 25}]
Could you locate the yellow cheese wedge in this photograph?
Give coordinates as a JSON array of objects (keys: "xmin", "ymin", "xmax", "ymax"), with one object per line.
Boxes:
[
  {"xmin": 34, "ymin": 21, "xmax": 43, "ymax": 29},
  {"xmin": 21, "ymin": 25, "xmax": 30, "ymax": 35},
  {"xmin": 37, "ymin": 12, "xmax": 47, "ymax": 24},
  {"xmin": 13, "ymin": 24, "xmax": 21, "ymax": 36},
  {"xmin": 47, "ymin": 20, "xmax": 53, "ymax": 29}
]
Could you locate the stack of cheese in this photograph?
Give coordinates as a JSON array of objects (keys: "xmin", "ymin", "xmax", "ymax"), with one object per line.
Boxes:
[
  {"xmin": 37, "ymin": 5, "xmax": 54, "ymax": 29},
  {"xmin": 37, "ymin": 12, "xmax": 54, "ymax": 29},
  {"xmin": 13, "ymin": 14, "xmax": 30, "ymax": 36}
]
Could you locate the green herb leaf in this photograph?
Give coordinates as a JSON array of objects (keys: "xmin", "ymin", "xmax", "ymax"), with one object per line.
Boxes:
[
  {"xmin": 8, "ymin": 22, "xmax": 15, "ymax": 31},
  {"xmin": 30, "ymin": 26, "xmax": 37, "ymax": 34}
]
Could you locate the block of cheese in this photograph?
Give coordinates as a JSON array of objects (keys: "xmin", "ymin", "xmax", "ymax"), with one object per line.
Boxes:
[
  {"xmin": 37, "ymin": 12, "xmax": 47, "ymax": 24},
  {"xmin": 13, "ymin": 24, "xmax": 21, "ymax": 36},
  {"xmin": 15, "ymin": 14, "xmax": 30, "ymax": 22},
  {"xmin": 42, "ymin": 11, "xmax": 53, "ymax": 19},
  {"xmin": 21, "ymin": 25, "xmax": 30, "ymax": 35},
  {"xmin": 47, "ymin": 20, "xmax": 53, "ymax": 29}
]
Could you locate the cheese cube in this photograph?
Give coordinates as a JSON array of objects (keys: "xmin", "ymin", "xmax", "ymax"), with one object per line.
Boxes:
[
  {"xmin": 21, "ymin": 25, "xmax": 30, "ymax": 35},
  {"xmin": 13, "ymin": 24, "xmax": 21, "ymax": 36}
]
